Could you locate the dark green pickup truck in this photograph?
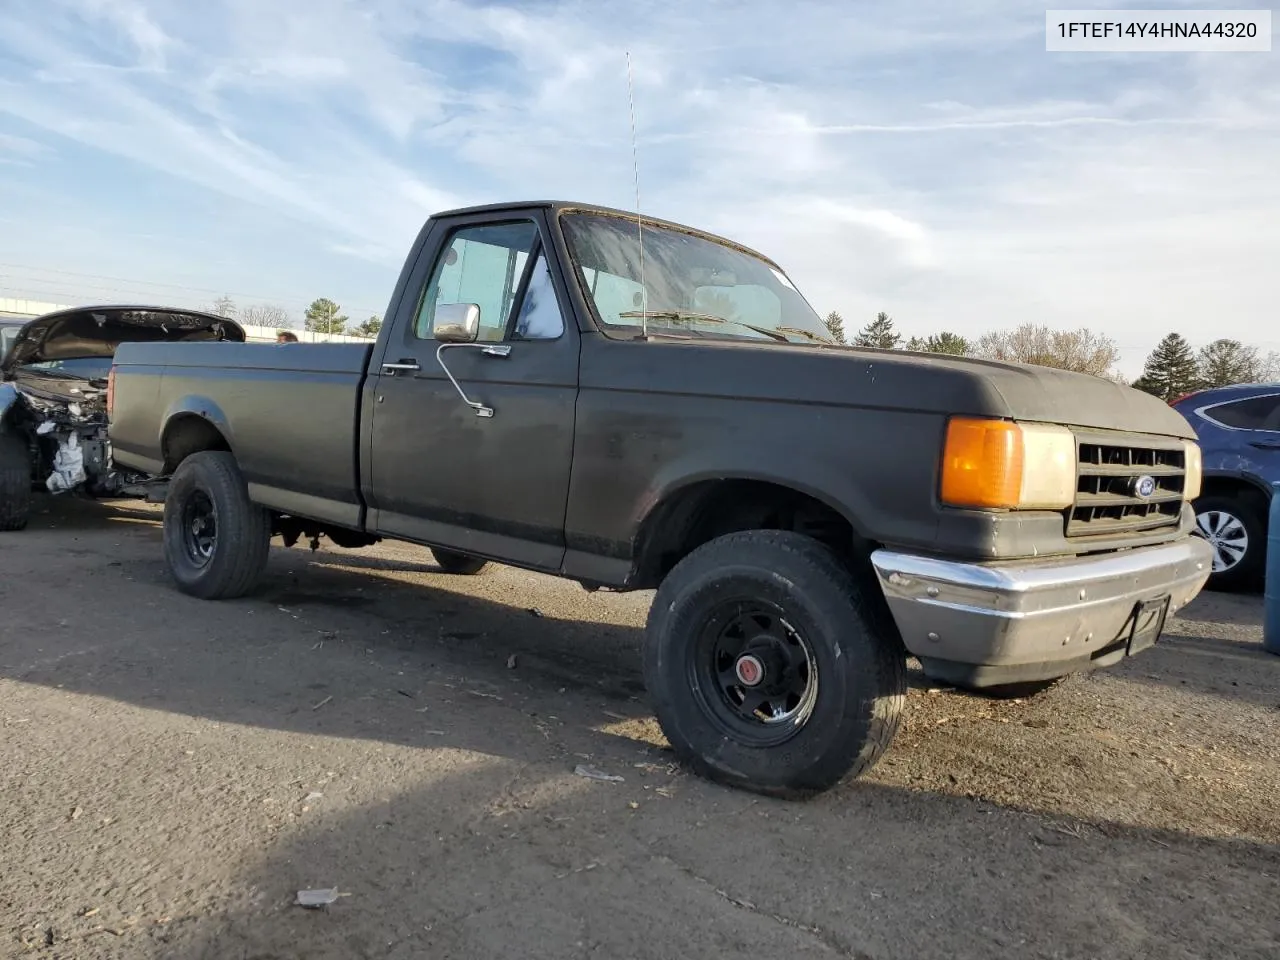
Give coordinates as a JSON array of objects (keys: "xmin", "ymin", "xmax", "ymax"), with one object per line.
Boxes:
[{"xmin": 107, "ymin": 200, "xmax": 1212, "ymax": 799}]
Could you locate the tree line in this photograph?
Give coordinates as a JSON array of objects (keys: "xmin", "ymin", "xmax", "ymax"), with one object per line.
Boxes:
[
  {"xmin": 210, "ymin": 295, "xmax": 383, "ymax": 339},
  {"xmin": 821, "ymin": 310, "xmax": 1276, "ymax": 394}
]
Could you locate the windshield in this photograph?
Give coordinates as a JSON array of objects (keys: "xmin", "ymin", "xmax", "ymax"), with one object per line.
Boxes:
[{"xmin": 559, "ymin": 212, "xmax": 834, "ymax": 345}]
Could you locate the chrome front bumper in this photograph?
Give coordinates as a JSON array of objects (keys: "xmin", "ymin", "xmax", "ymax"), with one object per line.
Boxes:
[{"xmin": 869, "ymin": 537, "xmax": 1213, "ymax": 686}]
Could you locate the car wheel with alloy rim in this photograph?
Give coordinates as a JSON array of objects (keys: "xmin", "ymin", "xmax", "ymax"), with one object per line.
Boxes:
[{"xmin": 1191, "ymin": 494, "xmax": 1266, "ymax": 591}]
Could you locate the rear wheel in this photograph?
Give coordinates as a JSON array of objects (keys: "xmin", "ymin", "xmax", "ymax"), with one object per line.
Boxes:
[
  {"xmin": 163, "ymin": 451, "xmax": 271, "ymax": 599},
  {"xmin": 644, "ymin": 530, "xmax": 907, "ymax": 800},
  {"xmin": 1192, "ymin": 494, "xmax": 1265, "ymax": 591},
  {"xmin": 0, "ymin": 428, "xmax": 32, "ymax": 532},
  {"xmin": 430, "ymin": 547, "xmax": 488, "ymax": 575}
]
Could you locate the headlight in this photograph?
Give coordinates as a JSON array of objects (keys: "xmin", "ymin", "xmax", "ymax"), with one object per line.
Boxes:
[
  {"xmin": 1182, "ymin": 440, "xmax": 1202, "ymax": 501},
  {"xmin": 940, "ymin": 417, "xmax": 1076, "ymax": 510}
]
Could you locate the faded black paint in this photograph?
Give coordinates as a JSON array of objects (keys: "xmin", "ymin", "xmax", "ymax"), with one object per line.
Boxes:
[{"xmin": 109, "ymin": 200, "xmax": 1198, "ymax": 589}]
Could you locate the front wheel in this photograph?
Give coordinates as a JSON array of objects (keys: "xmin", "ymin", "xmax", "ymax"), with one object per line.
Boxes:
[
  {"xmin": 163, "ymin": 451, "xmax": 271, "ymax": 599},
  {"xmin": 0, "ymin": 428, "xmax": 32, "ymax": 532},
  {"xmin": 429, "ymin": 547, "xmax": 488, "ymax": 575},
  {"xmin": 644, "ymin": 530, "xmax": 907, "ymax": 800}
]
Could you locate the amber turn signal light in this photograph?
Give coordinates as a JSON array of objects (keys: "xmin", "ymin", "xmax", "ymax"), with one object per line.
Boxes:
[{"xmin": 940, "ymin": 417, "xmax": 1025, "ymax": 509}]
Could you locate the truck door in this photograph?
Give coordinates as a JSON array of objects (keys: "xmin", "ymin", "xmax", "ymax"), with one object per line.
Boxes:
[{"xmin": 365, "ymin": 214, "xmax": 580, "ymax": 571}]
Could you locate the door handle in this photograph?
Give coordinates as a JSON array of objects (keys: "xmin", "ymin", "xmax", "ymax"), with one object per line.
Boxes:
[{"xmin": 381, "ymin": 359, "xmax": 421, "ymax": 374}]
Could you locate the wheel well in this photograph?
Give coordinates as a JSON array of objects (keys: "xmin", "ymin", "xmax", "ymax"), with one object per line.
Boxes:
[
  {"xmin": 1198, "ymin": 476, "xmax": 1270, "ymax": 521},
  {"xmin": 632, "ymin": 479, "xmax": 870, "ymax": 589},
  {"xmin": 162, "ymin": 415, "xmax": 230, "ymax": 473}
]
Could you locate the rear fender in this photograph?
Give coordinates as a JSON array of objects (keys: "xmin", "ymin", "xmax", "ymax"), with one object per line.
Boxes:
[{"xmin": 160, "ymin": 395, "xmax": 234, "ymax": 469}]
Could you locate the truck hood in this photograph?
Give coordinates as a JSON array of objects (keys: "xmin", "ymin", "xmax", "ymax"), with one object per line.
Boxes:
[
  {"xmin": 860, "ymin": 346, "xmax": 1196, "ymax": 438},
  {"xmin": 1, "ymin": 304, "xmax": 245, "ymax": 378},
  {"xmin": 641, "ymin": 338, "xmax": 1196, "ymax": 440}
]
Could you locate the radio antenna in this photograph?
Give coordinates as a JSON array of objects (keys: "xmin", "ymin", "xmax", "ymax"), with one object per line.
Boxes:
[{"xmin": 625, "ymin": 50, "xmax": 647, "ymax": 339}]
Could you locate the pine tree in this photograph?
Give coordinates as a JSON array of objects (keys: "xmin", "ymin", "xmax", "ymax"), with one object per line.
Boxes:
[
  {"xmin": 923, "ymin": 331, "xmax": 969, "ymax": 356},
  {"xmin": 304, "ymin": 298, "xmax": 349, "ymax": 335},
  {"xmin": 822, "ymin": 311, "xmax": 846, "ymax": 344},
  {"xmin": 1132, "ymin": 333, "xmax": 1200, "ymax": 401},
  {"xmin": 853, "ymin": 311, "xmax": 900, "ymax": 349}
]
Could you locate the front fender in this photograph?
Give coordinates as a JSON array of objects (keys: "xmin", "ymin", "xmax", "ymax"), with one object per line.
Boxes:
[
  {"xmin": 0, "ymin": 382, "xmax": 25, "ymax": 426},
  {"xmin": 635, "ymin": 458, "xmax": 873, "ymax": 542}
]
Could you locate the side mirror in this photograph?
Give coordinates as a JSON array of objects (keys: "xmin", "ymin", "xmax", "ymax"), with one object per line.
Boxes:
[{"xmin": 433, "ymin": 303, "xmax": 481, "ymax": 343}]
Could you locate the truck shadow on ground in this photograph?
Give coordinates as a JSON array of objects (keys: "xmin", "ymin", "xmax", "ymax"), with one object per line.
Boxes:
[
  {"xmin": 5, "ymin": 499, "xmax": 1280, "ymax": 958},
  {"xmin": 130, "ymin": 763, "xmax": 1279, "ymax": 960}
]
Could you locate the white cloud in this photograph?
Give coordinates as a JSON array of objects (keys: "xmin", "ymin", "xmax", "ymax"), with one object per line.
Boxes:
[{"xmin": 0, "ymin": 0, "xmax": 1276, "ymax": 375}]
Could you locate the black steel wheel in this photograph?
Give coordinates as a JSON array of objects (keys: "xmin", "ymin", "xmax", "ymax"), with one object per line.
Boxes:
[
  {"xmin": 690, "ymin": 600, "xmax": 820, "ymax": 747},
  {"xmin": 180, "ymin": 489, "xmax": 218, "ymax": 567},
  {"xmin": 644, "ymin": 530, "xmax": 907, "ymax": 799},
  {"xmin": 163, "ymin": 451, "xmax": 271, "ymax": 600}
]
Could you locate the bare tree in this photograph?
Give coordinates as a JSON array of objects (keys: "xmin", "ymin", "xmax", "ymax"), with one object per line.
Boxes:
[
  {"xmin": 973, "ymin": 323, "xmax": 1119, "ymax": 378},
  {"xmin": 242, "ymin": 304, "xmax": 294, "ymax": 328},
  {"xmin": 1258, "ymin": 351, "xmax": 1280, "ymax": 383},
  {"xmin": 211, "ymin": 295, "xmax": 237, "ymax": 318}
]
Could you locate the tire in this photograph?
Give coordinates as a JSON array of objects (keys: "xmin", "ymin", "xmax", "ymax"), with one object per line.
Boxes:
[
  {"xmin": 162, "ymin": 451, "xmax": 271, "ymax": 599},
  {"xmin": 0, "ymin": 428, "xmax": 32, "ymax": 532},
  {"xmin": 1192, "ymin": 494, "xmax": 1266, "ymax": 591},
  {"xmin": 644, "ymin": 530, "xmax": 907, "ymax": 800},
  {"xmin": 430, "ymin": 547, "xmax": 489, "ymax": 575}
]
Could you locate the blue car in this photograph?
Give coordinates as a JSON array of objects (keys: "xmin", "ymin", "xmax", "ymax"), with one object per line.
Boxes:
[{"xmin": 1173, "ymin": 384, "xmax": 1280, "ymax": 590}]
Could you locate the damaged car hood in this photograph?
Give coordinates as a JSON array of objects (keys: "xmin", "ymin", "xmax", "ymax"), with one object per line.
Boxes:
[{"xmin": 1, "ymin": 305, "xmax": 246, "ymax": 378}]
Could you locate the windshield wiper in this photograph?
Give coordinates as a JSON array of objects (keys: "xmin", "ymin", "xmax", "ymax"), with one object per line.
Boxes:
[
  {"xmin": 618, "ymin": 310, "xmax": 790, "ymax": 343},
  {"xmin": 775, "ymin": 325, "xmax": 833, "ymax": 345}
]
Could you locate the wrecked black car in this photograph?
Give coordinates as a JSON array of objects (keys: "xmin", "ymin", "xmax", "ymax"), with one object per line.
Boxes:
[{"xmin": 0, "ymin": 305, "xmax": 245, "ymax": 531}]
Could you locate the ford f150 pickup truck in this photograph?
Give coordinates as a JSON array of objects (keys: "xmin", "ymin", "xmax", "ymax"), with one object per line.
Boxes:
[{"xmin": 107, "ymin": 200, "xmax": 1213, "ymax": 799}]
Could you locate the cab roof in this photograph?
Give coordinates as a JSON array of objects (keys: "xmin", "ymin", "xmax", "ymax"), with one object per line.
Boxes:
[{"xmin": 427, "ymin": 200, "xmax": 782, "ymax": 269}]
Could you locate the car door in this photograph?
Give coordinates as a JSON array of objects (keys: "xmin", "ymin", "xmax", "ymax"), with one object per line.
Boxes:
[
  {"xmin": 1197, "ymin": 391, "xmax": 1280, "ymax": 480},
  {"xmin": 365, "ymin": 213, "xmax": 581, "ymax": 571}
]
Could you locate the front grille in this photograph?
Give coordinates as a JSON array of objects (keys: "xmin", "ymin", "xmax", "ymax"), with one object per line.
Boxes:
[{"xmin": 1067, "ymin": 432, "xmax": 1186, "ymax": 538}]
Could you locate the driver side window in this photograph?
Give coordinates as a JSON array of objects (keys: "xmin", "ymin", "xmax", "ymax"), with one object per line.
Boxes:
[{"xmin": 414, "ymin": 221, "xmax": 537, "ymax": 342}]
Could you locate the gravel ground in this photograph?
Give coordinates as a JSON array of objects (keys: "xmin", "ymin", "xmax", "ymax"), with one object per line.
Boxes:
[{"xmin": 1, "ymin": 497, "xmax": 1277, "ymax": 960}]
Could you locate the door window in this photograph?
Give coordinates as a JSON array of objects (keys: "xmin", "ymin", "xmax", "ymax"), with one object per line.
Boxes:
[
  {"xmin": 511, "ymin": 252, "xmax": 565, "ymax": 340},
  {"xmin": 1204, "ymin": 395, "xmax": 1280, "ymax": 431},
  {"xmin": 414, "ymin": 221, "xmax": 538, "ymax": 342}
]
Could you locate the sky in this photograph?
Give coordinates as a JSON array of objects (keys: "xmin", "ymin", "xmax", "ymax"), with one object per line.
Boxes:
[{"xmin": 0, "ymin": 0, "xmax": 1276, "ymax": 378}]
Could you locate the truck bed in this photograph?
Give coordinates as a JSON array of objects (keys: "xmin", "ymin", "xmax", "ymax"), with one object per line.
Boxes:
[{"xmin": 110, "ymin": 341, "xmax": 374, "ymax": 529}]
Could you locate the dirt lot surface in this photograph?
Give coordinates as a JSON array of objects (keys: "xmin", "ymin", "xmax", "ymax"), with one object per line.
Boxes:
[{"xmin": 2, "ymin": 498, "xmax": 1278, "ymax": 959}]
